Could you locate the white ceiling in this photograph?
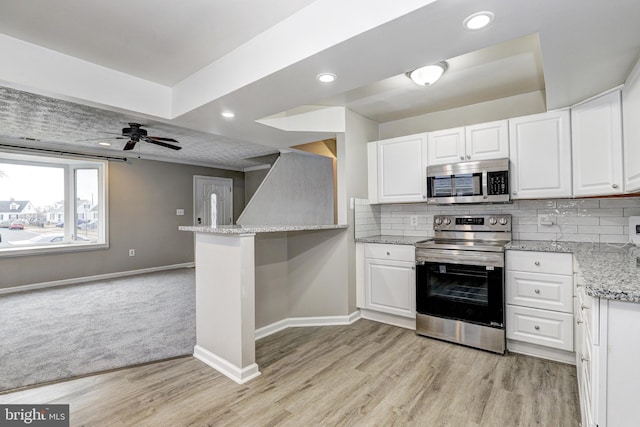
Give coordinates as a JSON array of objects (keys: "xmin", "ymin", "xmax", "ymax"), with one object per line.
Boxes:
[{"xmin": 0, "ymin": 0, "xmax": 639, "ymax": 169}]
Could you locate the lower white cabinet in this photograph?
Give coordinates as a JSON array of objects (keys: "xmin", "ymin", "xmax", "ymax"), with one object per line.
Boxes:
[
  {"xmin": 575, "ymin": 267, "xmax": 640, "ymax": 427},
  {"xmin": 506, "ymin": 250, "xmax": 574, "ymax": 362},
  {"xmin": 364, "ymin": 243, "xmax": 415, "ymax": 318}
]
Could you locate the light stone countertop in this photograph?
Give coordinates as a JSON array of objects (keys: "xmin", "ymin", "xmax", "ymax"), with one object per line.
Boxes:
[
  {"xmin": 355, "ymin": 235, "xmax": 430, "ymax": 245},
  {"xmin": 179, "ymin": 224, "xmax": 348, "ymax": 234},
  {"xmin": 507, "ymin": 240, "xmax": 640, "ymax": 303}
]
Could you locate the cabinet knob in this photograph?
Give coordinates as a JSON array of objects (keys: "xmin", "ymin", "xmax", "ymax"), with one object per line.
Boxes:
[
  {"xmin": 386, "ymin": 252, "xmax": 390, "ymax": 256},
  {"xmin": 581, "ymin": 355, "xmax": 590, "ymax": 363},
  {"xmin": 513, "ymin": 192, "xmax": 517, "ymax": 196},
  {"xmin": 612, "ymin": 184, "xmax": 619, "ymax": 189},
  {"xmin": 466, "ymin": 154, "xmax": 471, "ymax": 160},
  {"xmin": 577, "ymin": 319, "xmax": 583, "ymax": 324},
  {"xmin": 460, "ymin": 156, "xmax": 464, "ymax": 160},
  {"xmin": 411, "ymin": 266, "xmax": 415, "ymax": 270},
  {"xmin": 534, "ymin": 325, "xmax": 540, "ymax": 330},
  {"xmin": 534, "ymin": 261, "xmax": 540, "ymax": 266},
  {"xmin": 534, "ymin": 289, "xmax": 541, "ymax": 294},
  {"xmin": 581, "ymin": 303, "xmax": 590, "ymax": 310}
]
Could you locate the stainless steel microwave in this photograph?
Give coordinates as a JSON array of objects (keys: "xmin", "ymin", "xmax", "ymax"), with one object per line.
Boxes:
[{"xmin": 426, "ymin": 158, "xmax": 510, "ymax": 204}]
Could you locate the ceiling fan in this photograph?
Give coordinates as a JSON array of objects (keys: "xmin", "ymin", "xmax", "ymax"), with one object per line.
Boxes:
[{"xmin": 120, "ymin": 123, "xmax": 181, "ymax": 151}]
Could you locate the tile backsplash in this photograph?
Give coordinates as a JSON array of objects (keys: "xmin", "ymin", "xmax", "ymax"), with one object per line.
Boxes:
[{"xmin": 354, "ymin": 197, "xmax": 640, "ymax": 244}]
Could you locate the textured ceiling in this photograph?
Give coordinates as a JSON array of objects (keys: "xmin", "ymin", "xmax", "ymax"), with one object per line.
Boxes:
[{"xmin": 0, "ymin": 86, "xmax": 277, "ymax": 170}]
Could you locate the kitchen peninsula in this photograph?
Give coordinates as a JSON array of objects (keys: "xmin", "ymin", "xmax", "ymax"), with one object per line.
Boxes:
[{"xmin": 179, "ymin": 224, "xmax": 348, "ymax": 383}]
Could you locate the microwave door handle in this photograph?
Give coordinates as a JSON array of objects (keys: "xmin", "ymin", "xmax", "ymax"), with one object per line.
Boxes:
[{"xmin": 482, "ymin": 171, "xmax": 488, "ymax": 200}]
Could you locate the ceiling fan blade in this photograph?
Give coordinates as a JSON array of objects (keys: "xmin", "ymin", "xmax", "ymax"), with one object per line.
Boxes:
[
  {"xmin": 143, "ymin": 137, "xmax": 182, "ymax": 150},
  {"xmin": 147, "ymin": 136, "xmax": 179, "ymax": 143},
  {"xmin": 123, "ymin": 140, "xmax": 137, "ymax": 151},
  {"xmin": 77, "ymin": 136, "xmax": 126, "ymax": 142}
]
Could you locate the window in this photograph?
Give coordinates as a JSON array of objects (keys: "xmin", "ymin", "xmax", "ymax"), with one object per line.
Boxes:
[{"xmin": 0, "ymin": 151, "xmax": 107, "ymax": 255}]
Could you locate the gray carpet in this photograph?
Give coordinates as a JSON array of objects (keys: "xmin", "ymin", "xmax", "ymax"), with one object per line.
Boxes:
[{"xmin": 0, "ymin": 268, "xmax": 196, "ymax": 391}]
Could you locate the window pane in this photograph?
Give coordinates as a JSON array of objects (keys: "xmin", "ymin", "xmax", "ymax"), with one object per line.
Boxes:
[
  {"xmin": 0, "ymin": 162, "xmax": 65, "ymax": 247},
  {"xmin": 75, "ymin": 168, "xmax": 99, "ymax": 243}
]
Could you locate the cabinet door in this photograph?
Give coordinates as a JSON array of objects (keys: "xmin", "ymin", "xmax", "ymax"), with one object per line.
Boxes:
[
  {"xmin": 572, "ymin": 90, "xmax": 623, "ymax": 196},
  {"xmin": 624, "ymin": 61, "xmax": 640, "ymax": 192},
  {"xmin": 365, "ymin": 258, "xmax": 415, "ymax": 318},
  {"xmin": 427, "ymin": 127, "xmax": 465, "ymax": 166},
  {"xmin": 509, "ymin": 110, "xmax": 572, "ymax": 199},
  {"xmin": 377, "ymin": 134, "xmax": 427, "ymax": 203},
  {"xmin": 465, "ymin": 120, "xmax": 509, "ymax": 161}
]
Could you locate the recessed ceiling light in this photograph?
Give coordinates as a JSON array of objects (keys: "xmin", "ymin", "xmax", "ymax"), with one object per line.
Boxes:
[
  {"xmin": 98, "ymin": 142, "xmax": 111, "ymax": 146},
  {"xmin": 317, "ymin": 73, "xmax": 336, "ymax": 83},
  {"xmin": 221, "ymin": 111, "xmax": 235, "ymax": 118},
  {"xmin": 406, "ymin": 61, "xmax": 448, "ymax": 86},
  {"xmin": 463, "ymin": 11, "xmax": 495, "ymax": 30}
]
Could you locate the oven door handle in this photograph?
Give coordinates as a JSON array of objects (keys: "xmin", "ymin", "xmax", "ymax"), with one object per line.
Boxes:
[{"xmin": 416, "ymin": 249, "xmax": 504, "ymax": 268}]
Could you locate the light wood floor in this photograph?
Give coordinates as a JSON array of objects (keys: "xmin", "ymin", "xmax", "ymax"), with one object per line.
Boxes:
[{"xmin": 0, "ymin": 319, "xmax": 580, "ymax": 426}]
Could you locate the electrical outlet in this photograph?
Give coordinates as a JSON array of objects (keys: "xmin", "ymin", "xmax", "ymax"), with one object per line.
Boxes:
[
  {"xmin": 410, "ymin": 215, "xmax": 418, "ymax": 226},
  {"xmin": 129, "ymin": 249, "xmax": 135, "ymax": 257},
  {"xmin": 176, "ymin": 209, "xmax": 185, "ymax": 216}
]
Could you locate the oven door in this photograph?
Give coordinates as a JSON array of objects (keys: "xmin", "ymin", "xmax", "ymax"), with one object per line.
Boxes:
[{"xmin": 416, "ymin": 250, "xmax": 504, "ymax": 327}]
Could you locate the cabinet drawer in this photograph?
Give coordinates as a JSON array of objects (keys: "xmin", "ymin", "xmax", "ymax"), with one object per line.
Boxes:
[
  {"xmin": 365, "ymin": 243, "xmax": 415, "ymax": 262},
  {"xmin": 506, "ymin": 271, "xmax": 573, "ymax": 313},
  {"xmin": 507, "ymin": 250, "xmax": 573, "ymax": 275},
  {"xmin": 506, "ymin": 305, "xmax": 574, "ymax": 351}
]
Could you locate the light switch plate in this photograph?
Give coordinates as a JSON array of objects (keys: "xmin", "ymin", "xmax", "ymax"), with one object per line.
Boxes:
[{"xmin": 629, "ymin": 216, "xmax": 640, "ymax": 245}]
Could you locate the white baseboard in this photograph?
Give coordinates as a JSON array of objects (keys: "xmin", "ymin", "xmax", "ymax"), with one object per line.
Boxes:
[
  {"xmin": 507, "ymin": 339, "xmax": 576, "ymax": 365},
  {"xmin": 360, "ymin": 308, "xmax": 416, "ymax": 330},
  {"xmin": 255, "ymin": 310, "xmax": 362, "ymax": 341},
  {"xmin": 0, "ymin": 263, "xmax": 196, "ymax": 295},
  {"xmin": 193, "ymin": 345, "xmax": 261, "ymax": 384}
]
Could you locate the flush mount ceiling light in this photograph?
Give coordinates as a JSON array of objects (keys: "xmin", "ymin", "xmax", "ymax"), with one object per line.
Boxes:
[
  {"xmin": 316, "ymin": 73, "xmax": 336, "ymax": 83},
  {"xmin": 463, "ymin": 11, "xmax": 495, "ymax": 30},
  {"xmin": 406, "ymin": 61, "xmax": 448, "ymax": 86},
  {"xmin": 221, "ymin": 111, "xmax": 235, "ymax": 118}
]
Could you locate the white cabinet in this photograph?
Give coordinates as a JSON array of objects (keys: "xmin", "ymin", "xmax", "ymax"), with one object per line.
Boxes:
[
  {"xmin": 509, "ymin": 110, "xmax": 572, "ymax": 199},
  {"xmin": 575, "ymin": 265, "xmax": 640, "ymax": 427},
  {"xmin": 427, "ymin": 120, "xmax": 508, "ymax": 166},
  {"xmin": 623, "ymin": 59, "xmax": 640, "ymax": 192},
  {"xmin": 368, "ymin": 133, "xmax": 428, "ymax": 204},
  {"xmin": 363, "ymin": 243, "xmax": 415, "ymax": 319},
  {"xmin": 572, "ymin": 90, "xmax": 623, "ymax": 196},
  {"xmin": 506, "ymin": 250, "xmax": 574, "ymax": 362}
]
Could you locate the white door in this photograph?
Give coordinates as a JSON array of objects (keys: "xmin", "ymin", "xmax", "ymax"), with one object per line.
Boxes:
[
  {"xmin": 427, "ymin": 127, "xmax": 465, "ymax": 165},
  {"xmin": 509, "ymin": 110, "xmax": 572, "ymax": 199},
  {"xmin": 572, "ymin": 90, "xmax": 623, "ymax": 196},
  {"xmin": 377, "ymin": 133, "xmax": 428, "ymax": 203},
  {"xmin": 193, "ymin": 176, "xmax": 233, "ymax": 226},
  {"xmin": 465, "ymin": 120, "xmax": 509, "ymax": 161}
]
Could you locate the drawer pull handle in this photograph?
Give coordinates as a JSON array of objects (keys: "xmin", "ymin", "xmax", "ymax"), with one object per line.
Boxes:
[
  {"xmin": 581, "ymin": 355, "xmax": 590, "ymax": 363},
  {"xmin": 581, "ymin": 304, "xmax": 590, "ymax": 310},
  {"xmin": 577, "ymin": 319, "xmax": 583, "ymax": 324},
  {"xmin": 534, "ymin": 325, "xmax": 540, "ymax": 330},
  {"xmin": 534, "ymin": 289, "xmax": 541, "ymax": 294},
  {"xmin": 534, "ymin": 261, "xmax": 540, "ymax": 266},
  {"xmin": 386, "ymin": 252, "xmax": 390, "ymax": 255}
]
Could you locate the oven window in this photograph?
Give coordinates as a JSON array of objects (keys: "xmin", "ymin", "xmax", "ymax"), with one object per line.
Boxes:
[
  {"xmin": 428, "ymin": 264, "xmax": 489, "ymax": 305},
  {"xmin": 416, "ymin": 261, "xmax": 504, "ymax": 326}
]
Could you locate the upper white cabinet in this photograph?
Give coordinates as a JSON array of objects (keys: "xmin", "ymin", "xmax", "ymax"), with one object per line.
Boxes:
[
  {"xmin": 368, "ymin": 133, "xmax": 428, "ymax": 204},
  {"xmin": 572, "ymin": 90, "xmax": 623, "ymax": 197},
  {"xmin": 509, "ymin": 110, "xmax": 572, "ymax": 199},
  {"xmin": 623, "ymin": 59, "xmax": 640, "ymax": 193},
  {"xmin": 427, "ymin": 120, "xmax": 508, "ymax": 166}
]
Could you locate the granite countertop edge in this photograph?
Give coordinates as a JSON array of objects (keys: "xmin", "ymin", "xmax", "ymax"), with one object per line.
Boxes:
[
  {"xmin": 355, "ymin": 235, "xmax": 428, "ymax": 245},
  {"xmin": 507, "ymin": 240, "xmax": 640, "ymax": 303},
  {"xmin": 179, "ymin": 224, "xmax": 348, "ymax": 234}
]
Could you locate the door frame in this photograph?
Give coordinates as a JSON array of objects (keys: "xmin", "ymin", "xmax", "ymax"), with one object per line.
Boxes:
[{"xmin": 192, "ymin": 175, "xmax": 233, "ymax": 225}]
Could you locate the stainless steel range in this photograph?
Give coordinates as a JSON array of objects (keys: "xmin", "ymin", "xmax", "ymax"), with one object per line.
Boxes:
[{"xmin": 415, "ymin": 214, "xmax": 511, "ymax": 354}]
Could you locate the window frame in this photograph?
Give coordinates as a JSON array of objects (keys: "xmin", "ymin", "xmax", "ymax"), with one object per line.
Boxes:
[{"xmin": 0, "ymin": 151, "xmax": 109, "ymax": 257}]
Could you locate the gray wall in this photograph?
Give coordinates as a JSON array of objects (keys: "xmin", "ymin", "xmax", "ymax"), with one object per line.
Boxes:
[
  {"xmin": 244, "ymin": 167, "xmax": 270, "ymax": 205},
  {"xmin": 0, "ymin": 158, "xmax": 244, "ymax": 289},
  {"xmin": 238, "ymin": 152, "xmax": 334, "ymax": 225}
]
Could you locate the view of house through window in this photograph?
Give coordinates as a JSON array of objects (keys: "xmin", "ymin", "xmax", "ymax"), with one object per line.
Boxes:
[{"xmin": 0, "ymin": 152, "xmax": 107, "ymax": 253}]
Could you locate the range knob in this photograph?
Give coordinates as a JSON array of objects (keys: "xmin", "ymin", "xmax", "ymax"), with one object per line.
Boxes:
[
  {"xmin": 488, "ymin": 217, "xmax": 497, "ymax": 225},
  {"xmin": 499, "ymin": 217, "xmax": 509, "ymax": 225},
  {"xmin": 434, "ymin": 217, "xmax": 443, "ymax": 225},
  {"xmin": 443, "ymin": 217, "xmax": 451, "ymax": 225}
]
